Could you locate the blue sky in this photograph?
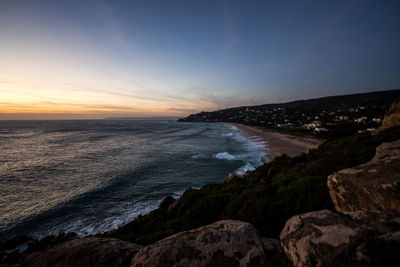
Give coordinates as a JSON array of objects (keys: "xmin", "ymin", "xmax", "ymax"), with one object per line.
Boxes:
[{"xmin": 1, "ymin": 0, "xmax": 399, "ymax": 118}]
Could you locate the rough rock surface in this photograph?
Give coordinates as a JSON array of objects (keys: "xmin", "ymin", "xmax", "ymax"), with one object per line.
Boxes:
[
  {"xmin": 376, "ymin": 99, "xmax": 400, "ymax": 133},
  {"xmin": 280, "ymin": 209, "xmax": 400, "ymax": 267},
  {"xmin": 21, "ymin": 237, "xmax": 142, "ymax": 267},
  {"xmin": 327, "ymin": 140, "xmax": 400, "ymax": 214},
  {"xmin": 131, "ymin": 220, "xmax": 267, "ymax": 267},
  {"xmin": 224, "ymin": 172, "xmax": 247, "ymax": 183}
]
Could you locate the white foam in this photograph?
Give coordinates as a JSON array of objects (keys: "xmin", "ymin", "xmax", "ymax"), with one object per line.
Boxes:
[
  {"xmin": 225, "ymin": 125, "xmax": 271, "ymax": 175},
  {"xmin": 222, "ymin": 132, "xmax": 234, "ymax": 137},
  {"xmin": 84, "ymin": 199, "xmax": 162, "ymax": 235},
  {"xmin": 236, "ymin": 163, "xmax": 256, "ymax": 175},
  {"xmin": 32, "ymin": 199, "xmax": 163, "ymax": 238},
  {"xmin": 172, "ymin": 190, "xmax": 185, "ymax": 199},
  {"xmin": 172, "ymin": 186, "xmax": 201, "ymax": 199},
  {"xmin": 215, "ymin": 152, "xmax": 236, "ymax": 160}
]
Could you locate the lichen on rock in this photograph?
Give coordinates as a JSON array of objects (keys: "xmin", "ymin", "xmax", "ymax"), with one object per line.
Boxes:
[
  {"xmin": 327, "ymin": 140, "xmax": 400, "ymax": 214},
  {"xmin": 280, "ymin": 209, "xmax": 400, "ymax": 267},
  {"xmin": 131, "ymin": 220, "xmax": 267, "ymax": 267}
]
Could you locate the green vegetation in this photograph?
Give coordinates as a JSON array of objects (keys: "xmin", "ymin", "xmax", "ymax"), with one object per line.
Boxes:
[{"xmin": 107, "ymin": 126, "xmax": 400, "ymax": 246}]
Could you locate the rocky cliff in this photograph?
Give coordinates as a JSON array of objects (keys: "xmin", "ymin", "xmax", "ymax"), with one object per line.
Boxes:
[{"xmin": 327, "ymin": 140, "xmax": 400, "ymax": 214}]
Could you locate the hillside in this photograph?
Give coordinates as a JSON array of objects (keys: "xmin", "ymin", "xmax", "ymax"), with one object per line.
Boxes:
[{"xmin": 179, "ymin": 89, "xmax": 400, "ymax": 138}]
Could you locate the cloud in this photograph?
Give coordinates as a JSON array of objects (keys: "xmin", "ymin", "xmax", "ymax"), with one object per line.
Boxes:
[
  {"xmin": 92, "ymin": 0, "xmax": 135, "ymax": 55},
  {"xmin": 168, "ymin": 107, "xmax": 201, "ymax": 114},
  {"xmin": 185, "ymin": 85, "xmax": 269, "ymax": 110},
  {"xmin": 221, "ymin": 1, "xmax": 239, "ymax": 58},
  {"xmin": 226, "ymin": 36, "xmax": 238, "ymax": 53}
]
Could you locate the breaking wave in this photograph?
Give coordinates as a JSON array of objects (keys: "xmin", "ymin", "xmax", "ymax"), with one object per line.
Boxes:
[{"xmin": 215, "ymin": 152, "xmax": 236, "ymax": 160}]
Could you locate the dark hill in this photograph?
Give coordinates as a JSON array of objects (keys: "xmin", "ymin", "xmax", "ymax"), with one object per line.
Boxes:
[
  {"xmin": 178, "ymin": 89, "xmax": 400, "ymax": 138},
  {"xmin": 179, "ymin": 89, "xmax": 400, "ymax": 121}
]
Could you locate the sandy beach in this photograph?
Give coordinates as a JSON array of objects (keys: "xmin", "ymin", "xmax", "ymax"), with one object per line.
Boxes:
[{"xmin": 228, "ymin": 123, "xmax": 324, "ymax": 159}]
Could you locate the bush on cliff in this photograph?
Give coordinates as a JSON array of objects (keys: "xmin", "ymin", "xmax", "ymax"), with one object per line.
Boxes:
[{"xmin": 107, "ymin": 126, "xmax": 400, "ymax": 245}]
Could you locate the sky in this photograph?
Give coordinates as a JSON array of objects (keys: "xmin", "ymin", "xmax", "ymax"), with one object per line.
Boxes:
[{"xmin": 1, "ymin": 0, "xmax": 400, "ymax": 119}]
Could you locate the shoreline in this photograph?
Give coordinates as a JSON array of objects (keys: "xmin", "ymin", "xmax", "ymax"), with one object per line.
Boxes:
[{"xmin": 227, "ymin": 123, "xmax": 324, "ymax": 159}]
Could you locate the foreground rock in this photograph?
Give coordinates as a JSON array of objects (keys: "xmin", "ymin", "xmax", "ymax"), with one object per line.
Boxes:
[
  {"xmin": 280, "ymin": 209, "xmax": 400, "ymax": 267},
  {"xmin": 375, "ymin": 99, "xmax": 400, "ymax": 133},
  {"xmin": 327, "ymin": 140, "xmax": 400, "ymax": 214},
  {"xmin": 131, "ymin": 220, "xmax": 267, "ymax": 266},
  {"xmin": 21, "ymin": 237, "xmax": 142, "ymax": 267}
]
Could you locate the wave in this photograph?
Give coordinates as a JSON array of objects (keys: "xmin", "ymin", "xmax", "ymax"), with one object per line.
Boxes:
[
  {"xmin": 224, "ymin": 125, "xmax": 270, "ymax": 174},
  {"xmin": 33, "ymin": 199, "xmax": 163, "ymax": 238},
  {"xmin": 236, "ymin": 163, "xmax": 260, "ymax": 175},
  {"xmin": 215, "ymin": 152, "xmax": 236, "ymax": 160},
  {"xmin": 191, "ymin": 124, "xmax": 270, "ymax": 176}
]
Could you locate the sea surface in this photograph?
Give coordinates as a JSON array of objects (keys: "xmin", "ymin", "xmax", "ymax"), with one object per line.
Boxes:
[{"xmin": 0, "ymin": 119, "xmax": 267, "ymax": 240}]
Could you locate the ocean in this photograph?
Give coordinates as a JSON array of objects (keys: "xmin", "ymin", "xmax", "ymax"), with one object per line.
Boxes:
[{"xmin": 0, "ymin": 119, "xmax": 267, "ymax": 240}]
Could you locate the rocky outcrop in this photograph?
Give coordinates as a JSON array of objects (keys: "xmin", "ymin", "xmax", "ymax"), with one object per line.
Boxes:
[
  {"xmin": 327, "ymin": 140, "xmax": 400, "ymax": 214},
  {"xmin": 376, "ymin": 99, "xmax": 400, "ymax": 133},
  {"xmin": 280, "ymin": 209, "xmax": 400, "ymax": 267},
  {"xmin": 131, "ymin": 220, "xmax": 267, "ymax": 266},
  {"xmin": 21, "ymin": 237, "xmax": 142, "ymax": 267},
  {"xmin": 224, "ymin": 172, "xmax": 248, "ymax": 183}
]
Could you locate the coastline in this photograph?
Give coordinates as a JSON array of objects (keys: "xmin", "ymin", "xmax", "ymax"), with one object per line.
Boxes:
[{"xmin": 227, "ymin": 123, "xmax": 324, "ymax": 158}]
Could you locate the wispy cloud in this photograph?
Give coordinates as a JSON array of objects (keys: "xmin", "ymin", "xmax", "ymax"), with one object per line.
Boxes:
[
  {"xmin": 186, "ymin": 85, "xmax": 268, "ymax": 110},
  {"xmin": 92, "ymin": 0, "xmax": 135, "ymax": 56},
  {"xmin": 221, "ymin": 1, "xmax": 239, "ymax": 58},
  {"xmin": 168, "ymin": 107, "xmax": 201, "ymax": 114}
]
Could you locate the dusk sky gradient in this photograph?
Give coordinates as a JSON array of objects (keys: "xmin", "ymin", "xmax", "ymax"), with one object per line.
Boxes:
[{"xmin": 1, "ymin": 0, "xmax": 400, "ymax": 119}]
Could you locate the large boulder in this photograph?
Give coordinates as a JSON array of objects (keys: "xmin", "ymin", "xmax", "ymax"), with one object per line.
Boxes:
[
  {"xmin": 327, "ymin": 140, "xmax": 400, "ymax": 214},
  {"xmin": 280, "ymin": 209, "xmax": 400, "ymax": 267},
  {"xmin": 21, "ymin": 237, "xmax": 142, "ymax": 267},
  {"xmin": 131, "ymin": 220, "xmax": 267, "ymax": 266},
  {"xmin": 376, "ymin": 99, "xmax": 400, "ymax": 133}
]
